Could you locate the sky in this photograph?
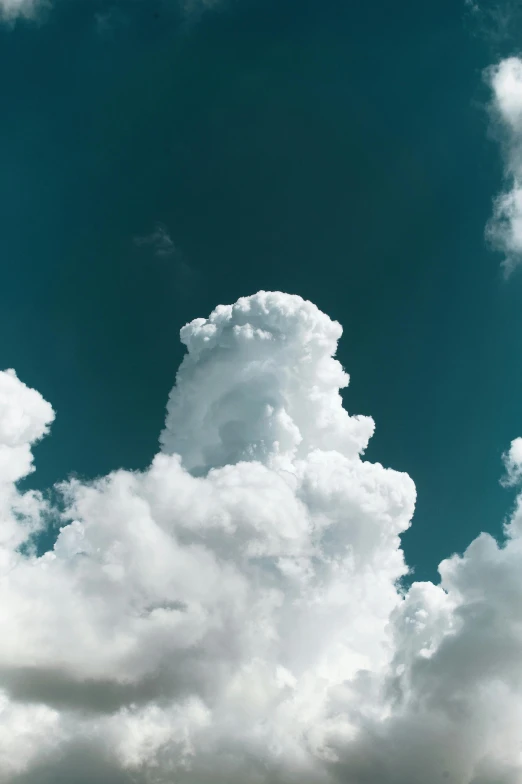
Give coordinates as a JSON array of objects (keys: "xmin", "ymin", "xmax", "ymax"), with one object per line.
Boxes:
[{"xmin": 5, "ymin": 0, "xmax": 522, "ymax": 782}]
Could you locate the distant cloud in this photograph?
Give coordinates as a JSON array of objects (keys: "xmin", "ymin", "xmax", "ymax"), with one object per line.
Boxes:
[
  {"xmin": 180, "ymin": 0, "xmax": 221, "ymax": 16},
  {"xmin": 465, "ymin": 0, "xmax": 522, "ymax": 47},
  {"xmin": 0, "ymin": 0, "xmax": 237, "ymax": 26},
  {"xmin": 134, "ymin": 224, "xmax": 197, "ymax": 290},
  {"xmin": 134, "ymin": 224, "xmax": 178, "ymax": 258},
  {"xmin": 0, "ymin": 0, "xmax": 47, "ymax": 22},
  {"xmin": 94, "ymin": 6, "xmax": 130, "ymax": 36},
  {"xmin": 486, "ymin": 57, "xmax": 522, "ymax": 275},
  {"xmin": 0, "ymin": 0, "xmax": 222, "ymax": 24}
]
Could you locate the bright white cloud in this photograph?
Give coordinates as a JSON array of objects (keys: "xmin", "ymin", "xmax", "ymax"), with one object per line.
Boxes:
[
  {"xmin": 2, "ymin": 291, "xmax": 522, "ymax": 783},
  {"xmin": 486, "ymin": 57, "xmax": 522, "ymax": 273}
]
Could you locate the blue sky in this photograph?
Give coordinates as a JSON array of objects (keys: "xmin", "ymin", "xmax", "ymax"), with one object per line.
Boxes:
[{"xmin": 3, "ymin": 1, "xmax": 522, "ymax": 782}]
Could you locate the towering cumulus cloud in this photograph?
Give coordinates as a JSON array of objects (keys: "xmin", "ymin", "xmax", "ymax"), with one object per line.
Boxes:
[{"xmin": 1, "ymin": 291, "xmax": 522, "ymax": 783}]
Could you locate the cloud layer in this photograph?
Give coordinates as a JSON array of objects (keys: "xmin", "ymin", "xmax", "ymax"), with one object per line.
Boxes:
[{"xmin": 2, "ymin": 291, "xmax": 522, "ymax": 783}]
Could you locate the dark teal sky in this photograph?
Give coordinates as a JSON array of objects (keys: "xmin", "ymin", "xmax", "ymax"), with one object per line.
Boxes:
[{"xmin": 1, "ymin": 0, "xmax": 521, "ymax": 581}]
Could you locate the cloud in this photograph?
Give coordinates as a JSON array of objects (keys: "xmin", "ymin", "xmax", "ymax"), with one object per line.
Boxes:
[
  {"xmin": 501, "ymin": 436, "xmax": 522, "ymax": 486},
  {"xmin": 486, "ymin": 57, "xmax": 522, "ymax": 274},
  {"xmin": 0, "ymin": 0, "xmax": 47, "ymax": 22},
  {"xmin": 0, "ymin": 0, "xmax": 222, "ymax": 26},
  {"xmin": 134, "ymin": 225, "xmax": 179, "ymax": 259},
  {"xmin": 134, "ymin": 224, "xmax": 197, "ymax": 290},
  {"xmin": 180, "ymin": 0, "xmax": 222, "ymax": 16},
  {"xmin": 2, "ymin": 291, "xmax": 522, "ymax": 783},
  {"xmin": 95, "ymin": 7, "xmax": 131, "ymax": 36}
]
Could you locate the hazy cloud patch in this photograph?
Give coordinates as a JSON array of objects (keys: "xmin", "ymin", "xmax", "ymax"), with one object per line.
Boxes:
[
  {"xmin": 0, "ymin": 0, "xmax": 48, "ymax": 22},
  {"xmin": 134, "ymin": 224, "xmax": 197, "ymax": 291}
]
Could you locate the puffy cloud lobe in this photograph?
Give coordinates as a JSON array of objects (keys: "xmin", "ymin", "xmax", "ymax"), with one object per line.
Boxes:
[
  {"xmin": 160, "ymin": 291, "xmax": 374, "ymax": 471},
  {"xmin": 0, "ymin": 370, "xmax": 53, "ymax": 572},
  {"xmin": 487, "ymin": 57, "xmax": 522, "ymax": 273},
  {"xmin": 1, "ymin": 291, "xmax": 522, "ymax": 783}
]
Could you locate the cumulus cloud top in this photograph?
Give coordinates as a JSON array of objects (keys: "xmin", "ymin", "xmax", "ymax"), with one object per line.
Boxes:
[
  {"xmin": 1, "ymin": 291, "xmax": 522, "ymax": 783},
  {"xmin": 161, "ymin": 291, "xmax": 375, "ymax": 471}
]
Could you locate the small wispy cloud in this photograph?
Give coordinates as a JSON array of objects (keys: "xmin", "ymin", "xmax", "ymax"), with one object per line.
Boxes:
[
  {"xmin": 180, "ymin": 0, "xmax": 222, "ymax": 17},
  {"xmin": 134, "ymin": 224, "xmax": 198, "ymax": 290},
  {"xmin": 134, "ymin": 224, "xmax": 179, "ymax": 258},
  {"xmin": 464, "ymin": 0, "xmax": 480, "ymax": 15},
  {"xmin": 0, "ymin": 0, "xmax": 222, "ymax": 26},
  {"xmin": 94, "ymin": 7, "xmax": 130, "ymax": 37},
  {"xmin": 465, "ymin": 0, "xmax": 522, "ymax": 48}
]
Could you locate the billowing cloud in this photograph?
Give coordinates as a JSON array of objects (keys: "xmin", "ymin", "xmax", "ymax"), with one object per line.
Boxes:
[
  {"xmin": 487, "ymin": 57, "xmax": 522, "ymax": 273},
  {"xmin": 2, "ymin": 291, "xmax": 522, "ymax": 783}
]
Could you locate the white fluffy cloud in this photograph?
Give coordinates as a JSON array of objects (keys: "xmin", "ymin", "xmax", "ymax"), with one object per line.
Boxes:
[
  {"xmin": 487, "ymin": 57, "xmax": 522, "ymax": 273},
  {"xmin": 1, "ymin": 291, "xmax": 522, "ymax": 783}
]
